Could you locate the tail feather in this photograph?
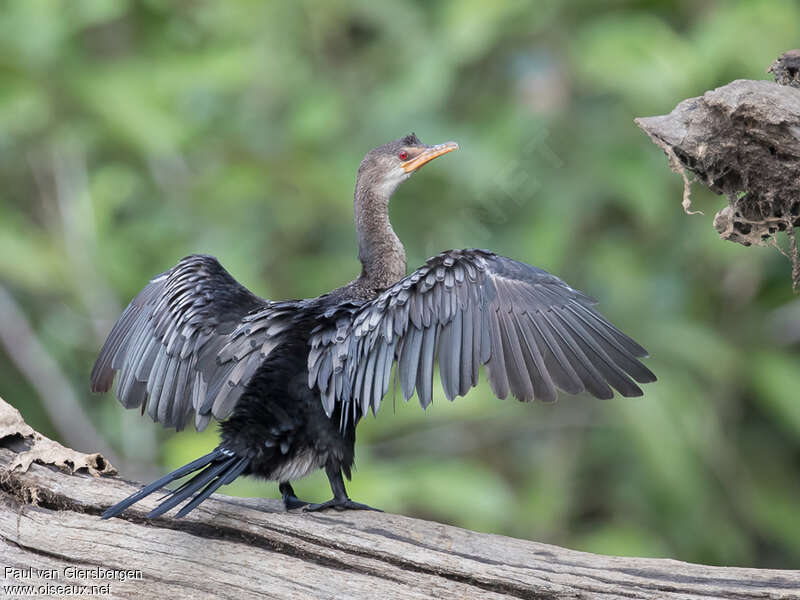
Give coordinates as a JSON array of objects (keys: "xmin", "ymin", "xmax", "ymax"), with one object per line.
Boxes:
[
  {"xmin": 101, "ymin": 448, "xmax": 249, "ymax": 520},
  {"xmin": 146, "ymin": 456, "xmax": 237, "ymax": 519},
  {"xmin": 175, "ymin": 457, "xmax": 249, "ymax": 518},
  {"xmin": 221, "ymin": 456, "xmax": 250, "ymax": 484}
]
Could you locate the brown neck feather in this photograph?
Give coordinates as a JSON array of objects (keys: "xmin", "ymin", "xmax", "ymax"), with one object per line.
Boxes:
[{"xmin": 354, "ymin": 181, "xmax": 406, "ymax": 291}]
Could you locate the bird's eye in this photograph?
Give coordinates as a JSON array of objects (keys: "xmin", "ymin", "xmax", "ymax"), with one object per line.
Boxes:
[{"xmin": 398, "ymin": 151, "xmax": 408, "ymax": 160}]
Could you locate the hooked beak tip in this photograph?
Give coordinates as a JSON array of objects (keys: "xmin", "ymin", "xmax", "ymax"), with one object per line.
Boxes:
[{"xmin": 402, "ymin": 141, "xmax": 459, "ymax": 173}]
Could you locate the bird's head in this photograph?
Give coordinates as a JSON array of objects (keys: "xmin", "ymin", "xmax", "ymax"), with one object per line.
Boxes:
[{"xmin": 356, "ymin": 133, "xmax": 459, "ymax": 198}]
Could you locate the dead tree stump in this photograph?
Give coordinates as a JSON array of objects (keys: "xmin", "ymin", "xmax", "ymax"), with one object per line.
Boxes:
[{"xmin": 636, "ymin": 57, "xmax": 800, "ymax": 288}]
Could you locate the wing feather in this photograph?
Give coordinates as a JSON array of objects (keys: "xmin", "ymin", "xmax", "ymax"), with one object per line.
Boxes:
[
  {"xmin": 514, "ymin": 312, "xmax": 557, "ymax": 403},
  {"xmin": 417, "ymin": 325, "xmax": 437, "ymax": 408},
  {"xmin": 485, "ymin": 309, "xmax": 510, "ymax": 399},
  {"xmin": 91, "ymin": 254, "xmax": 292, "ymax": 430},
  {"xmin": 564, "ymin": 303, "xmax": 655, "ymax": 382},
  {"xmin": 542, "ymin": 309, "xmax": 614, "ymax": 399},
  {"xmin": 527, "ymin": 313, "xmax": 583, "ymax": 395},
  {"xmin": 308, "ymin": 249, "xmax": 655, "ymax": 431},
  {"xmin": 553, "ymin": 306, "xmax": 642, "ymax": 397},
  {"xmin": 459, "ymin": 303, "xmax": 473, "ymax": 396},
  {"xmin": 498, "ymin": 311, "xmax": 533, "ymax": 400}
]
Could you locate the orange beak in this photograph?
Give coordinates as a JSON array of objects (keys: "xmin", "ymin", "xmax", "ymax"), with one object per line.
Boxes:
[{"xmin": 402, "ymin": 141, "xmax": 459, "ymax": 173}]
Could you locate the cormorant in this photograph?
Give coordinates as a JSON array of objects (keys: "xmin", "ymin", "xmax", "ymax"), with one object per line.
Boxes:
[{"xmin": 94, "ymin": 134, "xmax": 655, "ymax": 518}]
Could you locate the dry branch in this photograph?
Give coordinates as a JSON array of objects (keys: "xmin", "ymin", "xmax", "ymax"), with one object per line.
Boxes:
[
  {"xmin": 0, "ymin": 401, "xmax": 798, "ymax": 600},
  {"xmin": 636, "ymin": 75, "xmax": 800, "ymax": 288}
]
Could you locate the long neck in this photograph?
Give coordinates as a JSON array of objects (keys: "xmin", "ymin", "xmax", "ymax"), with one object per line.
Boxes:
[{"xmin": 354, "ymin": 182, "xmax": 406, "ymax": 291}]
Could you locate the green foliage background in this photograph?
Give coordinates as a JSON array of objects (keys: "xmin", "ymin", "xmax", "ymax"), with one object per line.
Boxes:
[{"xmin": 1, "ymin": 0, "xmax": 798, "ymax": 568}]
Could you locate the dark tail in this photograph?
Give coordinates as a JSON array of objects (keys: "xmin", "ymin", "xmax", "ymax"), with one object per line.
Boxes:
[{"xmin": 101, "ymin": 447, "xmax": 250, "ymax": 520}]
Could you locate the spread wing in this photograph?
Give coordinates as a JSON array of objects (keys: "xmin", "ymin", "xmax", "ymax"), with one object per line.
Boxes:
[
  {"xmin": 91, "ymin": 254, "xmax": 297, "ymax": 431},
  {"xmin": 309, "ymin": 249, "xmax": 656, "ymax": 428}
]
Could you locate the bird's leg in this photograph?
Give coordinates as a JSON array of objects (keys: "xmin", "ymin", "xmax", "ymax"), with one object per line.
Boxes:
[
  {"xmin": 304, "ymin": 463, "xmax": 381, "ymax": 512},
  {"xmin": 279, "ymin": 481, "xmax": 308, "ymax": 510}
]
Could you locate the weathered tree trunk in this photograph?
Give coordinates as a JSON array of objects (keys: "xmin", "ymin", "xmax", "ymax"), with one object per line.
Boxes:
[{"xmin": 1, "ymin": 403, "xmax": 798, "ymax": 599}]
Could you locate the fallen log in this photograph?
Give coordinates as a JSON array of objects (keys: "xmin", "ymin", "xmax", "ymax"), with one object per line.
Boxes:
[{"xmin": 1, "ymin": 398, "xmax": 798, "ymax": 599}]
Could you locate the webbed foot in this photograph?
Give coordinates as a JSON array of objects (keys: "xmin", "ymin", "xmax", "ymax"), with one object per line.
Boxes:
[
  {"xmin": 304, "ymin": 499, "xmax": 381, "ymax": 512},
  {"xmin": 305, "ymin": 462, "xmax": 382, "ymax": 512}
]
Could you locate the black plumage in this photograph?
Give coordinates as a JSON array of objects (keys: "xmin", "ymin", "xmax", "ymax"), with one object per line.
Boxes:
[{"xmin": 94, "ymin": 135, "xmax": 656, "ymax": 519}]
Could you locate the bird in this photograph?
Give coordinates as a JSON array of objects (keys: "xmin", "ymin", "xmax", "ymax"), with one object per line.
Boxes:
[{"xmin": 93, "ymin": 133, "xmax": 656, "ymax": 519}]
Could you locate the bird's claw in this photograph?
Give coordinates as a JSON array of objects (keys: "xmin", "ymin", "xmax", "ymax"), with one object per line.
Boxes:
[{"xmin": 303, "ymin": 499, "xmax": 382, "ymax": 512}]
